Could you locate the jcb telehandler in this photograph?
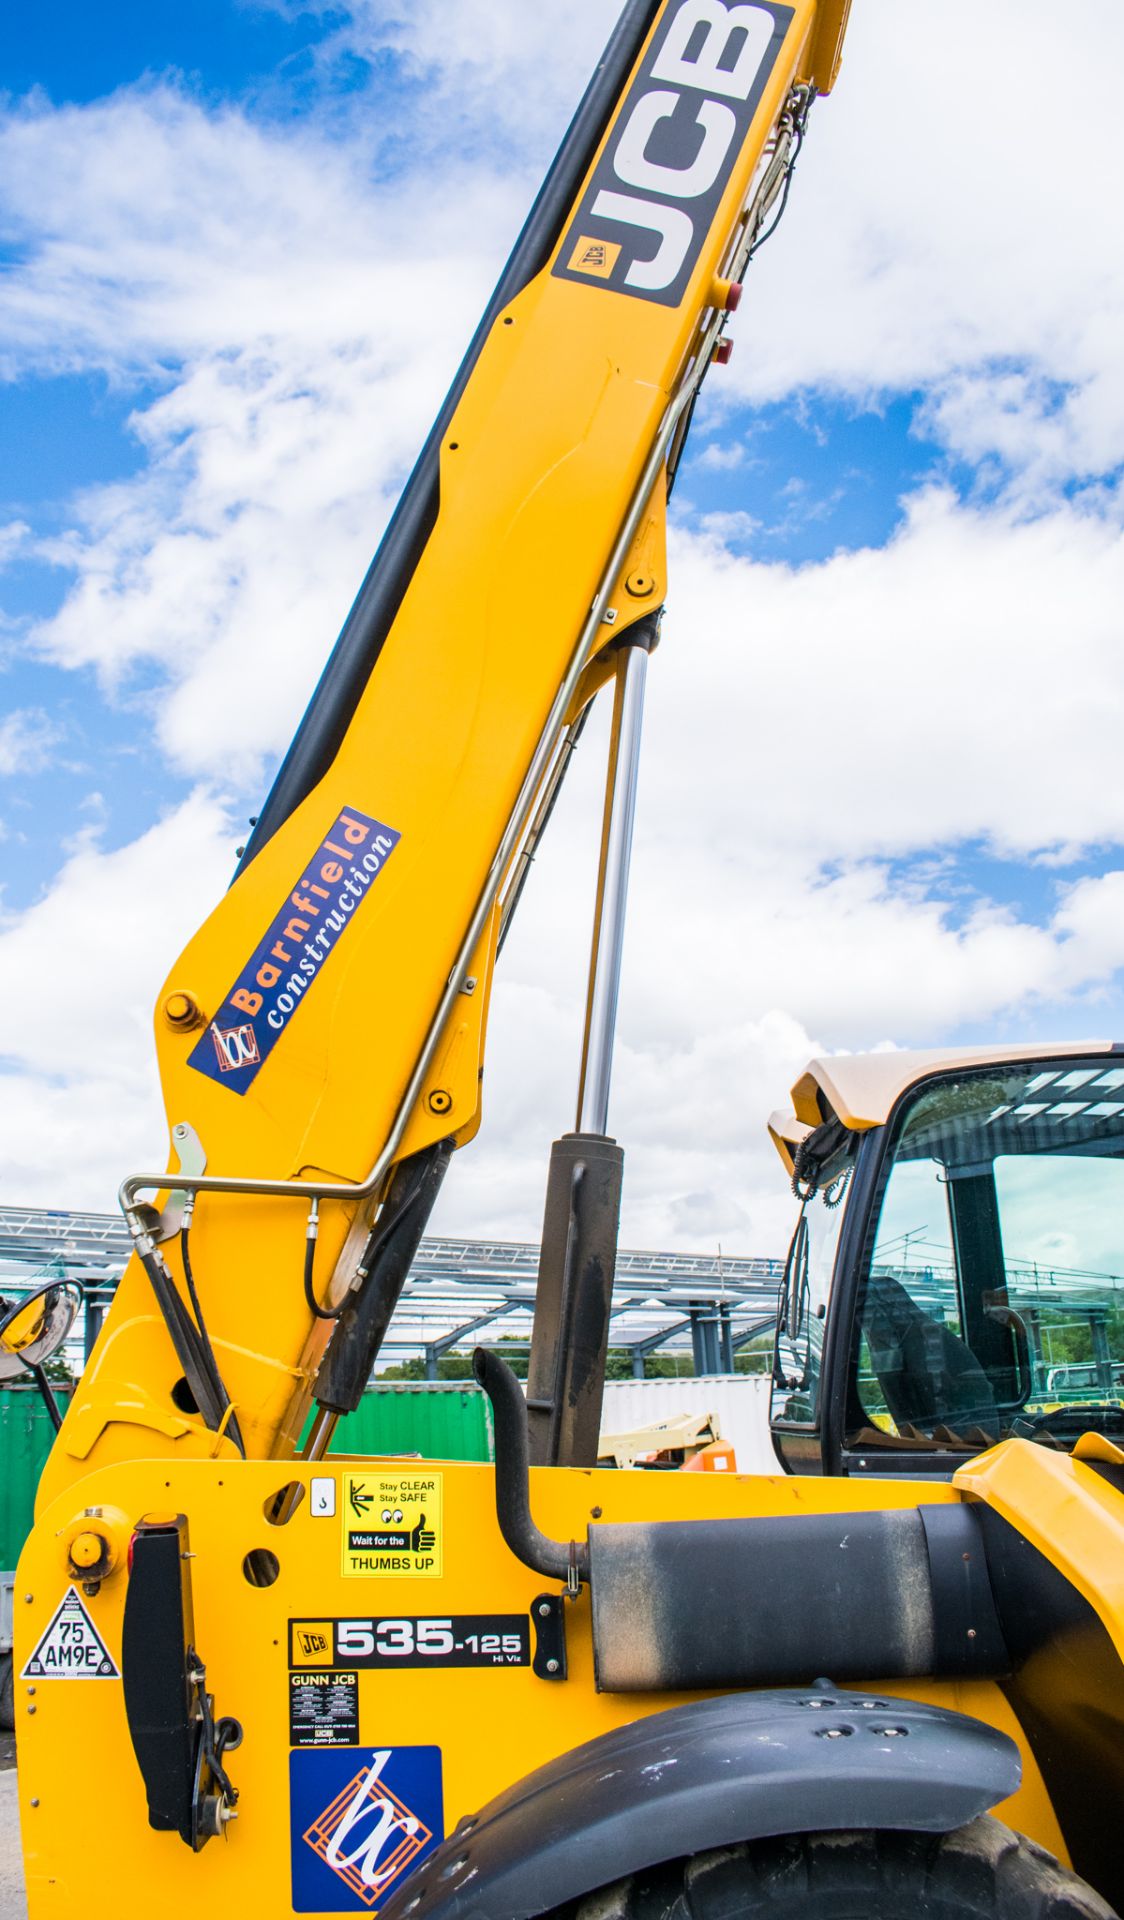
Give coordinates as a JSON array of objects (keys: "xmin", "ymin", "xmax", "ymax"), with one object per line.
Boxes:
[{"xmin": 13, "ymin": 2, "xmax": 1124, "ymax": 1915}]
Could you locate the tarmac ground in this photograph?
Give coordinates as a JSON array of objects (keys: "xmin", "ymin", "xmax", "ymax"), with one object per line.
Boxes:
[{"xmin": 0, "ymin": 1768, "xmax": 26, "ymax": 1920}]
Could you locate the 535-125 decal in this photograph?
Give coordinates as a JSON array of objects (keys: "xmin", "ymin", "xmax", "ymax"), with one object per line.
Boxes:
[{"xmin": 290, "ymin": 1614, "xmax": 530, "ymax": 1669}]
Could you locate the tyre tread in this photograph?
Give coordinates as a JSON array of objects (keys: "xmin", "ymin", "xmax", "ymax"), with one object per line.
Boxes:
[{"xmin": 564, "ymin": 1817, "xmax": 1118, "ymax": 1920}]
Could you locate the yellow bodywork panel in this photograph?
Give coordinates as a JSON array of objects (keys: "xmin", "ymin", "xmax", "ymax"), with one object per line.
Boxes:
[
  {"xmin": 40, "ymin": 0, "xmax": 829, "ymax": 1496},
  {"xmin": 30, "ymin": 8, "xmax": 1111, "ymax": 1919},
  {"xmin": 15, "ymin": 1458, "xmax": 1074, "ymax": 1916}
]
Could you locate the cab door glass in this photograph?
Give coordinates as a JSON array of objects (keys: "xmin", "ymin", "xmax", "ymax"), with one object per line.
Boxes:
[
  {"xmin": 849, "ymin": 1058, "xmax": 1124, "ymax": 1454},
  {"xmin": 855, "ymin": 1156, "xmax": 982, "ymax": 1442},
  {"xmin": 992, "ymin": 1153, "xmax": 1124, "ymax": 1413},
  {"xmin": 771, "ymin": 1177, "xmax": 848, "ymax": 1427}
]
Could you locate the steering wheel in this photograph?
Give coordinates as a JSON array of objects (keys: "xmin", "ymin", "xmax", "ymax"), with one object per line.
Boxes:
[{"xmin": 1009, "ymin": 1403, "xmax": 1124, "ymax": 1441}]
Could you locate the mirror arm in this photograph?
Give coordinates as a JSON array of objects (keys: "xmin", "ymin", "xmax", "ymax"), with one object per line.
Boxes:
[{"xmin": 27, "ymin": 1361, "xmax": 63, "ymax": 1432}]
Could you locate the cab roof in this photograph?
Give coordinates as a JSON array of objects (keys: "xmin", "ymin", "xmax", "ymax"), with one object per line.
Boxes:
[{"xmin": 768, "ymin": 1039, "xmax": 1116, "ymax": 1173}]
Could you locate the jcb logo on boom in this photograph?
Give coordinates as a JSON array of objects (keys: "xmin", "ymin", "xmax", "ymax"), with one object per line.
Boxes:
[{"xmin": 554, "ymin": 0, "xmax": 793, "ymax": 306}]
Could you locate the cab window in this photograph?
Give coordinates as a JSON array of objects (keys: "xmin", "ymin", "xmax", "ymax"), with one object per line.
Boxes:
[
  {"xmin": 848, "ymin": 1059, "xmax": 1124, "ymax": 1454},
  {"xmin": 771, "ymin": 1142, "xmax": 851, "ymax": 1428}
]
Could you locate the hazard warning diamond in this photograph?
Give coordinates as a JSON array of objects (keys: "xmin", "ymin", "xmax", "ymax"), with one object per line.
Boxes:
[{"xmin": 22, "ymin": 1587, "xmax": 119, "ymax": 1679}]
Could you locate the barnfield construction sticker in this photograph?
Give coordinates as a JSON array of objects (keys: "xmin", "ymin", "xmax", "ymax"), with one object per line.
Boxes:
[
  {"xmin": 22, "ymin": 1587, "xmax": 119, "ymax": 1679},
  {"xmin": 341, "ymin": 1471, "xmax": 442, "ymax": 1579}
]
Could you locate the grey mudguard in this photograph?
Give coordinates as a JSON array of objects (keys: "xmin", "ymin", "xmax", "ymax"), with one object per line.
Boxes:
[{"xmin": 378, "ymin": 1683, "xmax": 1021, "ymax": 1920}]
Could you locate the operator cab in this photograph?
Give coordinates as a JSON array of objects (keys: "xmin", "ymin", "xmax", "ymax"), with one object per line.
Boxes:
[{"xmin": 767, "ymin": 1042, "xmax": 1124, "ymax": 1477}]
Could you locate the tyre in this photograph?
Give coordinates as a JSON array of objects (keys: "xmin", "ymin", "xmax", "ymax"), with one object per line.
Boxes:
[
  {"xmin": 0, "ymin": 1653, "xmax": 13, "ymax": 1733},
  {"xmin": 553, "ymin": 1818, "xmax": 1118, "ymax": 1920}
]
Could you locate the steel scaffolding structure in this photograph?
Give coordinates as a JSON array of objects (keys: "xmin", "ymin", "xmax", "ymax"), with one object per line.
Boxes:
[{"xmin": 0, "ymin": 1206, "xmax": 783, "ymax": 1378}]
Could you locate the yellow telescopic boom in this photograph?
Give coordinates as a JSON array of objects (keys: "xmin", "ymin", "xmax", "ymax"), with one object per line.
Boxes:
[{"xmin": 16, "ymin": 9, "xmax": 872, "ymax": 1917}]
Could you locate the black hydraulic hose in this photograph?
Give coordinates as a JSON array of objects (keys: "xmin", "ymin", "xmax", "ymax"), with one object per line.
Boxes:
[
  {"xmin": 136, "ymin": 1241, "xmax": 245, "ymax": 1455},
  {"xmin": 304, "ymin": 1154, "xmax": 436, "ymax": 1321},
  {"xmin": 312, "ymin": 1139, "xmax": 455, "ymax": 1416},
  {"xmin": 180, "ymin": 1226, "xmax": 246, "ymax": 1456},
  {"xmin": 29, "ymin": 1364, "xmax": 62, "ymax": 1433},
  {"xmin": 472, "ymin": 1346, "xmax": 590, "ymax": 1583},
  {"xmin": 303, "ymin": 1233, "xmax": 336, "ymax": 1321}
]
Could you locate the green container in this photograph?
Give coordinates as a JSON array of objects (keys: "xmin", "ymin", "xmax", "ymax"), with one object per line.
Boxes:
[
  {"xmin": 0, "ymin": 1390, "xmax": 69, "ymax": 1570},
  {"xmin": 0, "ymin": 1384, "xmax": 490, "ymax": 1574},
  {"xmin": 324, "ymin": 1384, "xmax": 493, "ymax": 1462}
]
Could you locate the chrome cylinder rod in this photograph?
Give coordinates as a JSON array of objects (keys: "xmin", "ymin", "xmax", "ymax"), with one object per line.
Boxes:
[{"xmin": 576, "ymin": 638, "xmax": 650, "ymax": 1136}]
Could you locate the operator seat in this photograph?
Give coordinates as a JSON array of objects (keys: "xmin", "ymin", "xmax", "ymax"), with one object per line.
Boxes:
[{"xmin": 861, "ymin": 1270, "xmax": 999, "ymax": 1441}]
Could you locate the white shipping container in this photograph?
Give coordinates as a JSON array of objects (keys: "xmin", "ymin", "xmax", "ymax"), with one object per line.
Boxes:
[{"xmin": 600, "ymin": 1375, "xmax": 778, "ymax": 1475}]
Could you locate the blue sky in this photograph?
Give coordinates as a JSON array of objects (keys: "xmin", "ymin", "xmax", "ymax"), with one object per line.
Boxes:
[
  {"xmin": 1, "ymin": 3, "xmax": 335, "ymax": 109},
  {"xmin": 2, "ymin": 0, "xmax": 1124, "ymax": 1244}
]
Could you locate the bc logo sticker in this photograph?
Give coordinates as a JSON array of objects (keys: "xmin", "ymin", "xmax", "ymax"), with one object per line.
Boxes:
[
  {"xmin": 553, "ymin": 0, "xmax": 793, "ymax": 306},
  {"xmin": 291, "ymin": 1746, "xmax": 443, "ymax": 1911},
  {"xmin": 189, "ymin": 804, "xmax": 401, "ymax": 1095},
  {"xmin": 342, "ymin": 1472, "xmax": 442, "ymax": 1580}
]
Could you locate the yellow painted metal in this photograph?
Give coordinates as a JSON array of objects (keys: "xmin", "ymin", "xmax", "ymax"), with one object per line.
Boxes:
[
  {"xmin": 955, "ymin": 1440, "xmax": 1124, "ymax": 1669},
  {"xmin": 801, "ymin": 0, "xmax": 852, "ymax": 94},
  {"xmin": 14, "ymin": 1458, "xmax": 1073, "ymax": 1915},
  {"xmin": 38, "ymin": 0, "xmax": 827, "ymax": 1500},
  {"xmin": 21, "ymin": 4, "xmax": 1105, "ymax": 1914}
]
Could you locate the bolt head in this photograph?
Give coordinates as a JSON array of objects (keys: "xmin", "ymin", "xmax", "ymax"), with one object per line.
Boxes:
[
  {"xmin": 70, "ymin": 1530, "xmax": 105, "ymax": 1570},
  {"xmin": 545, "ymin": 1658, "xmax": 560, "ymax": 1674},
  {"xmin": 163, "ymin": 991, "xmax": 203, "ymax": 1031}
]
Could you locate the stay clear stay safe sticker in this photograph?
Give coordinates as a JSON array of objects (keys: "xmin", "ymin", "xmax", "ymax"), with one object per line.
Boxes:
[{"xmin": 341, "ymin": 1472, "xmax": 442, "ymax": 1579}]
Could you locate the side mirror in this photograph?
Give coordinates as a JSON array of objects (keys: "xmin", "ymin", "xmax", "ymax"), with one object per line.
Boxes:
[{"xmin": 0, "ymin": 1282, "xmax": 81, "ymax": 1429}]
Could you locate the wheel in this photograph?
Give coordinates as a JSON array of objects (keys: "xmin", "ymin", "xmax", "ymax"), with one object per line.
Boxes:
[
  {"xmin": 552, "ymin": 1818, "xmax": 1118, "ymax": 1920},
  {"xmin": 0, "ymin": 1653, "xmax": 13, "ymax": 1733}
]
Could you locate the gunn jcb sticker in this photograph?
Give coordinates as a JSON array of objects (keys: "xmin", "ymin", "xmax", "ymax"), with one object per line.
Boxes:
[
  {"xmin": 342, "ymin": 1472, "xmax": 441, "ymax": 1579},
  {"xmin": 553, "ymin": 0, "xmax": 794, "ymax": 307}
]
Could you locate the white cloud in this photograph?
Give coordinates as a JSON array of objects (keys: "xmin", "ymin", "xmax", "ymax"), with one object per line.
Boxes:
[
  {"xmin": 0, "ymin": 89, "xmax": 533, "ymax": 782},
  {"xmin": 3, "ymin": 4, "xmax": 1124, "ymax": 1245},
  {"xmin": 0, "ymin": 791, "xmax": 234, "ymax": 1210},
  {"xmin": 268, "ymin": 0, "xmax": 614, "ymax": 155},
  {"xmin": 658, "ymin": 488, "xmax": 1124, "ymax": 865},
  {"xmin": 0, "ymin": 522, "xmax": 30, "ymax": 569},
  {"xmin": 0, "ymin": 707, "xmax": 59, "ymax": 776},
  {"xmin": 707, "ymin": 0, "xmax": 1124, "ymax": 496}
]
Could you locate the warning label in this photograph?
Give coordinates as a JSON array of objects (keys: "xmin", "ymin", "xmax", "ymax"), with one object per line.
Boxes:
[
  {"xmin": 290, "ymin": 1670, "xmax": 359, "ymax": 1748},
  {"xmin": 22, "ymin": 1588, "xmax": 119, "ymax": 1679},
  {"xmin": 342, "ymin": 1472, "xmax": 442, "ymax": 1580}
]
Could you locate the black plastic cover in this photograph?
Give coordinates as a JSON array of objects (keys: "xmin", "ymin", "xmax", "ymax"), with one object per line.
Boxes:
[
  {"xmin": 589, "ymin": 1504, "xmax": 1008, "ymax": 1692},
  {"xmin": 526, "ymin": 1132, "xmax": 624, "ymax": 1468},
  {"xmin": 121, "ymin": 1516, "xmax": 197, "ymax": 1841},
  {"xmin": 378, "ymin": 1685, "xmax": 1021, "ymax": 1920}
]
